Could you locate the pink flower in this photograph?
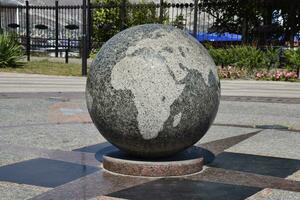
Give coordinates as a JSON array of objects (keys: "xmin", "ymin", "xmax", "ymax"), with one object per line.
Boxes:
[{"xmin": 256, "ymin": 72, "xmax": 262, "ymax": 78}]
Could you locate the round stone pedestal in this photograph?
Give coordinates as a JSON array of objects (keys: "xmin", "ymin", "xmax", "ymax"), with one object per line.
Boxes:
[{"xmin": 101, "ymin": 146, "xmax": 205, "ymax": 177}]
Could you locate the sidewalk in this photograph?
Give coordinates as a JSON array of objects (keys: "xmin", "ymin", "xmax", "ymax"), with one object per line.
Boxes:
[
  {"xmin": 0, "ymin": 72, "xmax": 299, "ymax": 98},
  {"xmin": 21, "ymin": 56, "xmax": 93, "ymax": 65},
  {"xmin": 0, "ymin": 72, "xmax": 299, "ymax": 200}
]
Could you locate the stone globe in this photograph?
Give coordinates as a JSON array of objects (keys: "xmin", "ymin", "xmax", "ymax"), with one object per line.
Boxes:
[{"xmin": 86, "ymin": 24, "xmax": 220, "ymax": 158}]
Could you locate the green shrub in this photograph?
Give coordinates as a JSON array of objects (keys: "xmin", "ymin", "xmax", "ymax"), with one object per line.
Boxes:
[
  {"xmin": 208, "ymin": 47, "xmax": 235, "ymax": 67},
  {"xmin": 285, "ymin": 48, "xmax": 300, "ymax": 71},
  {"xmin": 263, "ymin": 47, "xmax": 280, "ymax": 69},
  {"xmin": 0, "ymin": 34, "xmax": 24, "ymax": 68},
  {"xmin": 207, "ymin": 45, "xmax": 267, "ymax": 71},
  {"xmin": 232, "ymin": 46, "xmax": 266, "ymax": 71}
]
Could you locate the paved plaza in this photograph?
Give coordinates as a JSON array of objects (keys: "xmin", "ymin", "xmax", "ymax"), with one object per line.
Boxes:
[{"xmin": 0, "ymin": 72, "xmax": 299, "ymax": 200}]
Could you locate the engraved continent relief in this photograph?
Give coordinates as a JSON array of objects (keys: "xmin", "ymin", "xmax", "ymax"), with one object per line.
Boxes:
[{"xmin": 111, "ymin": 30, "xmax": 214, "ymax": 140}]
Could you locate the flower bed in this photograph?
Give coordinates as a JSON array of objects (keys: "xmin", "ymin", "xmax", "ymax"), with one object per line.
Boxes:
[
  {"xmin": 255, "ymin": 70, "xmax": 298, "ymax": 81},
  {"xmin": 207, "ymin": 45, "xmax": 300, "ymax": 82},
  {"xmin": 218, "ymin": 66, "xmax": 249, "ymax": 79}
]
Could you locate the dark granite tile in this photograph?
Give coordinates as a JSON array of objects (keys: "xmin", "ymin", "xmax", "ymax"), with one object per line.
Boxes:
[
  {"xmin": 107, "ymin": 178, "xmax": 261, "ymax": 200},
  {"xmin": 209, "ymin": 152, "xmax": 300, "ymax": 178},
  {"xmin": 0, "ymin": 158, "xmax": 99, "ymax": 187},
  {"xmin": 0, "ymin": 92, "xmax": 85, "ymax": 100},
  {"xmin": 254, "ymin": 124, "xmax": 288, "ymax": 130},
  {"xmin": 31, "ymin": 171, "xmax": 155, "ymax": 200},
  {"xmin": 200, "ymin": 131, "xmax": 261, "ymax": 155},
  {"xmin": 0, "ymin": 143, "xmax": 101, "ymax": 167},
  {"xmin": 73, "ymin": 142, "xmax": 115, "ymax": 154},
  {"xmin": 222, "ymin": 96, "xmax": 300, "ymax": 104},
  {"xmin": 188, "ymin": 167, "xmax": 300, "ymax": 192}
]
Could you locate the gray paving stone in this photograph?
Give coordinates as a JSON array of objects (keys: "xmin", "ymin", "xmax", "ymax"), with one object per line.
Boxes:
[
  {"xmin": 0, "ymin": 75, "xmax": 299, "ymax": 199},
  {"xmin": 215, "ymin": 101, "xmax": 300, "ymax": 130},
  {"xmin": 0, "ymin": 151, "xmax": 39, "ymax": 167},
  {"xmin": 226, "ymin": 129, "xmax": 300, "ymax": 160},
  {"xmin": 0, "ymin": 123, "xmax": 104, "ymax": 151},
  {"xmin": 0, "ymin": 181, "xmax": 49, "ymax": 200},
  {"xmin": 287, "ymin": 170, "xmax": 300, "ymax": 181},
  {"xmin": 246, "ymin": 171, "xmax": 300, "ymax": 200},
  {"xmin": 0, "ymin": 98, "xmax": 89, "ymax": 127},
  {"xmin": 2, "ymin": 73, "xmax": 300, "ymax": 98},
  {"xmin": 247, "ymin": 189, "xmax": 300, "ymax": 200},
  {"xmin": 0, "ymin": 99, "xmax": 51, "ymax": 127}
]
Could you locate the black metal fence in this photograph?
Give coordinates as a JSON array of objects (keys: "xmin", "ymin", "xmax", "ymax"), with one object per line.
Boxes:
[
  {"xmin": 1, "ymin": 0, "xmax": 300, "ymax": 75},
  {"xmin": 0, "ymin": 2, "xmax": 82, "ymax": 60}
]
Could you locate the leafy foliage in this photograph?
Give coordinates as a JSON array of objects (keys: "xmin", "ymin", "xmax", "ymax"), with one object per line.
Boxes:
[
  {"xmin": 92, "ymin": 0, "xmax": 122, "ymax": 45},
  {"xmin": 232, "ymin": 46, "xmax": 266, "ymax": 71},
  {"xmin": 0, "ymin": 34, "xmax": 24, "ymax": 68},
  {"xmin": 263, "ymin": 48, "xmax": 280, "ymax": 69},
  {"xmin": 127, "ymin": 4, "xmax": 161, "ymax": 26},
  {"xmin": 92, "ymin": 0, "xmax": 167, "ymax": 47},
  {"xmin": 208, "ymin": 47, "xmax": 235, "ymax": 67},
  {"xmin": 172, "ymin": 14, "xmax": 185, "ymax": 30},
  {"xmin": 285, "ymin": 48, "xmax": 300, "ymax": 71},
  {"xmin": 204, "ymin": 0, "xmax": 300, "ymax": 45},
  {"xmin": 207, "ymin": 45, "xmax": 266, "ymax": 71}
]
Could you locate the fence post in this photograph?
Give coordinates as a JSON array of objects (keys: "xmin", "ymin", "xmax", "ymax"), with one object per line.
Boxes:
[
  {"xmin": 193, "ymin": 0, "xmax": 199, "ymax": 38},
  {"xmin": 82, "ymin": 0, "xmax": 88, "ymax": 76},
  {"xmin": 25, "ymin": 1, "xmax": 30, "ymax": 61},
  {"xmin": 120, "ymin": 0, "xmax": 126, "ymax": 31},
  {"xmin": 65, "ymin": 38, "xmax": 70, "ymax": 64},
  {"xmin": 0, "ymin": 8, "xmax": 2, "ymax": 33},
  {"xmin": 55, "ymin": 1, "xmax": 59, "ymax": 57},
  {"xmin": 159, "ymin": 0, "xmax": 164, "ymax": 23},
  {"xmin": 87, "ymin": 0, "xmax": 92, "ymax": 57}
]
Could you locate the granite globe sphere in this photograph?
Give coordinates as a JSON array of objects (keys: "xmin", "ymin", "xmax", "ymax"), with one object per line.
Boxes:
[{"xmin": 86, "ymin": 24, "xmax": 220, "ymax": 158}]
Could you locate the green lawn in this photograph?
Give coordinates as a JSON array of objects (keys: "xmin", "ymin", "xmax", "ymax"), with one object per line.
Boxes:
[{"xmin": 0, "ymin": 60, "xmax": 83, "ymax": 76}]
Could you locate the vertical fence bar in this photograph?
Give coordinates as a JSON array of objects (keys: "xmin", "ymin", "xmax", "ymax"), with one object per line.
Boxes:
[
  {"xmin": 87, "ymin": 0, "xmax": 92, "ymax": 56},
  {"xmin": 193, "ymin": 0, "xmax": 199, "ymax": 38},
  {"xmin": 159, "ymin": 0, "xmax": 164, "ymax": 23},
  {"xmin": 82, "ymin": 0, "xmax": 88, "ymax": 76},
  {"xmin": 26, "ymin": 1, "xmax": 30, "ymax": 61},
  {"xmin": 120, "ymin": 0, "xmax": 126, "ymax": 30},
  {"xmin": 0, "ymin": 7, "xmax": 2, "ymax": 33},
  {"xmin": 66, "ymin": 38, "xmax": 70, "ymax": 64},
  {"xmin": 55, "ymin": 1, "xmax": 59, "ymax": 57}
]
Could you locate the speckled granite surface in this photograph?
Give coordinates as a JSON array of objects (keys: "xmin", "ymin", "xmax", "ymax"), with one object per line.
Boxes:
[{"xmin": 87, "ymin": 24, "xmax": 220, "ymax": 157}]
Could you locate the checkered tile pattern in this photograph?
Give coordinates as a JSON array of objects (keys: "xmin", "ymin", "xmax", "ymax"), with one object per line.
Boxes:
[{"xmin": 0, "ymin": 92, "xmax": 299, "ymax": 200}]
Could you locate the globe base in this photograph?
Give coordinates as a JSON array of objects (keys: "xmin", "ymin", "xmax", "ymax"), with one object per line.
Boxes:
[{"xmin": 101, "ymin": 146, "xmax": 205, "ymax": 177}]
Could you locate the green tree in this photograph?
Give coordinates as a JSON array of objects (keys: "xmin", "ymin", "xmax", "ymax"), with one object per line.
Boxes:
[
  {"xmin": 92, "ymin": 0, "xmax": 168, "ymax": 48},
  {"xmin": 172, "ymin": 14, "xmax": 185, "ymax": 30},
  {"xmin": 92, "ymin": 0, "xmax": 122, "ymax": 46},
  {"xmin": 203, "ymin": 0, "xmax": 300, "ymax": 46}
]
